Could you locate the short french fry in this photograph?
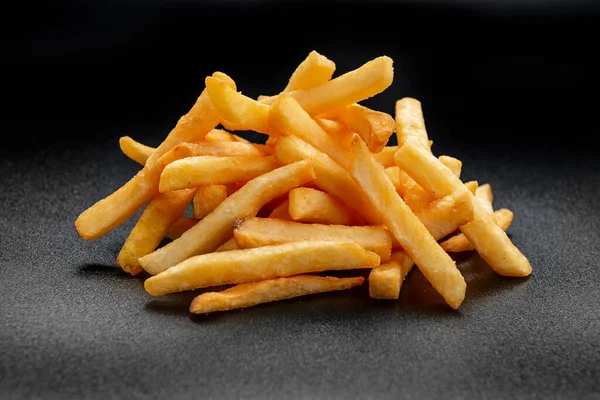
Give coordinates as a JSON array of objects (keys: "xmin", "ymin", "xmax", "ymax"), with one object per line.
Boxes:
[
  {"xmin": 283, "ymin": 50, "xmax": 336, "ymax": 92},
  {"xmin": 368, "ymin": 251, "xmax": 414, "ymax": 299},
  {"xmin": 414, "ymin": 189, "xmax": 474, "ymax": 240},
  {"xmin": 119, "ymin": 136, "xmax": 155, "ymax": 166},
  {"xmin": 349, "ymin": 135, "xmax": 466, "ymax": 309},
  {"xmin": 274, "ymin": 134, "xmax": 380, "ymax": 225},
  {"xmin": 159, "ymin": 156, "xmax": 279, "ymax": 192},
  {"xmin": 215, "ymin": 237, "xmax": 240, "ymax": 252},
  {"xmin": 441, "ymin": 208, "xmax": 514, "ymax": 252},
  {"xmin": 325, "ymin": 104, "xmax": 395, "ymax": 153},
  {"xmin": 261, "ymin": 56, "xmax": 394, "ymax": 116},
  {"xmin": 166, "ymin": 218, "xmax": 198, "ymax": 240},
  {"xmin": 234, "ymin": 217, "xmax": 392, "ymax": 262},
  {"xmin": 75, "ymin": 72, "xmax": 235, "ymax": 240},
  {"xmin": 268, "ymin": 94, "xmax": 350, "ymax": 168},
  {"xmin": 395, "ymin": 143, "xmax": 532, "ymax": 277},
  {"xmin": 439, "ymin": 155, "xmax": 462, "ymax": 178},
  {"xmin": 373, "ymin": 146, "xmax": 398, "ymax": 168},
  {"xmin": 193, "ymin": 185, "xmax": 228, "ymax": 219},
  {"xmin": 268, "ymin": 199, "xmax": 293, "ymax": 221},
  {"xmin": 288, "ymin": 187, "xmax": 355, "ymax": 225},
  {"xmin": 116, "ymin": 189, "xmax": 196, "ymax": 275},
  {"xmin": 205, "ymin": 76, "xmax": 270, "ymax": 134},
  {"xmin": 395, "ymin": 97, "xmax": 430, "ymax": 150},
  {"xmin": 144, "ymin": 241, "xmax": 380, "ymax": 296},
  {"xmin": 190, "ymin": 275, "xmax": 363, "ymax": 314},
  {"xmin": 139, "ymin": 160, "xmax": 316, "ymax": 275}
]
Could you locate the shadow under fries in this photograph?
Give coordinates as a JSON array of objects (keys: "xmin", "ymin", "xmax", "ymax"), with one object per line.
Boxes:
[{"xmin": 77, "ymin": 263, "xmax": 146, "ymax": 281}]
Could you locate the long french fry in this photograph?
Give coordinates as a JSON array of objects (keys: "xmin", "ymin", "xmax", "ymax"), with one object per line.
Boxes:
[
  {"xmin": 395, "ymin": 143, "xmax": 532, "ymax": 277},
  {"xmin": 190, "ymin": 275, "xmax": 363, "ymax": 314},
  {"xmin": 368, "ymin": 251, "xmax": 414, "ymax": 299},
  {"xmin": 283, "ymin": 50, "xmax": 336, "ymax": 92},
  {"xmin": 119, "ymin": 136, "xmax": 155, "ymax": 166},
  {"xmin": 75, "ymin": 72, "xmax": 235, "ymax": 240},
  {"xmin": 144, "ymin": 241, "xmax": 379, "ymax": 296},
  {"xmin": 116, "ymin": 189, "xmax": 196, "ymax": 275},
  {"xmin": 233, "ymin": 217, "xmax": 392, "ymax": 262},
  {"xmin": 139, "ymin": 160, "xmax": 316, "ymax": 275},
  {"xmin": 349, "ymin": 135, "xmax": 466, "ymax": 309}
]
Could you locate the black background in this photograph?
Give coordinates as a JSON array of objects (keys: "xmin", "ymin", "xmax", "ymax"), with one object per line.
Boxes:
[{"xmin": 1, "ymin": 1, "xmax": 599, "ymax": 399}]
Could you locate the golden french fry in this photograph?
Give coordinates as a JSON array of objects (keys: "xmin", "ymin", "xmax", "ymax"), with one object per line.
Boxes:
[
  {"xmin": 395, "ymin": 143, "xmax": 532, "ymax": 277},
  {"xmin": 441, "ymin": 208, "xmax": 514, "ymax": 253},
  {"xmin": 464, "ymin": 180, "xmax": 478, "ymax": 194},
  {"xmin": 439, "ymin": 155, "xmax": 462, "ymax": 178},
  {"xmin": 215, "ymin": 237, "xmax": 240, "ymax": 252},
  {"xmin": 261, "ymin": 56, "xmax": 393, "ymax": 116},
  {"xmin": 166, "ymin": 218, "xmax": 198, "ymax": 240},
  {"xmin": 288, "ymin": 187, "xmax": 356, "ymax": 225},
  {"xmin": 397, "ymin": 169, "xmax": 432, "ymax": 210},
  {"xmin": 190, "ymin": 275, "xmax": 363, "ymax": 314},
  {"xmin": 119, "ymin": 136, "xmax": 155, "ymax": 166},
  {"xmin": 144, "ymin": 241, "xmax": 380, "ymax": 296},
  {"xmin": 283, "ymin": 50, "xmax": 336, "ymax": 92},
  {"xmin": 395, "ymin": 97, "xmax": 430, "ymax": 150},
  {"xmin": 373, "ymin": 146, "xmax": 398, "ymax": 167},
  {"xmin": 139, "ymin": 160, "xmax": 316, "ymax": 275},
  {"xmin": 193, "ymin": 185, "xmax": 228, "ymax": 219},
  {"xmin": 268, "ymin": 94, "xmax": 350, "ymax": 168},
  {"xmin": 384, "ymin": 166, "xmax": 401, "ymax": 191},
  {"xmin": 234, "ymin": 217, "xmax": 392, "ymax": 262},
  {"xmin": 273, "ymin": 134, "xmax": 380, "ymax": 225},
  {"xmin": 268, "ymin": 199, "xmax": 292, "ymax": 221},
  {"xmin": 116, "ymin": 189, "xmax": 196, "ymax": 275},
  {"xmin": 325, "ymin": 104, "xmax": 395, "ymax": 153},
  {"xmin": 203, "ymin": 128, "xmax": 235, "ymax": 142},
  {"xmin": 205, "ymin": 76, "xmax": 270, "ymax": 134},
  {"xmin": 349, "ymin": 135, "xmax": 465, "ymax": 309},
  {"xmin": 368, "ymin": 251, "xmax": 414, "ymax": 299},
  {"xmin": 414, "ymin": 189, "xmax": 474, "ymax": 240},
  {"xmin": 476, "ymin": 183, "xmax": 494, "ymax": 213},
  {"xmin": 159, "ymin": 156, "xmax": 279, "ymax": 192},
  {"xmin": 75, "ymin": 72, "xmax": 235, "ymax": 240}
]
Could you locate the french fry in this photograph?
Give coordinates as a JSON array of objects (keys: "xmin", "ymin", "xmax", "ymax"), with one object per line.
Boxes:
[
  {"xmin": 159, "ymin": 156, "xmax": 279, "ymax": 192},
  {"xmin": 166, "ymin": 218, "xmax": 198, "ymax": 240},
  {"xmin": 395, "ymin": 97, "xmax": 431, "ymax": 150},
  {"xmin": 324, "ymin": 104, "xmax": 395, "ymax": 153},
  {"xmin": 476, "ymin": 183, "xmax": 494, "ymax": 214},
  {"xmin": 274, "ymin": 134, "xmax": 380, "ymax": 225},
  {"xmin": 203, "ymin": 128, "xmax": 235, "ymax": 142},
  {"xmin": 190, "ymin": 275, "xmax": 363, "ymax": 314},
  {"xmin": 119, "ymin": 136, "xmax": 155, "ymax": 166},
  {"xmin": 439, "ymin": 155, "xmax": 462, "ymax": 178},
  {"xmin": 234, "ymin": 217, "xmax": 392, "ymax": 262},
  {"xmin": 193, "ymin": 185, "xmax": 228, "ymax": 219},
  {"xmin": 414, "ymin": 189, "xmax": 474, "ymax": 240},
  {"xmin": 116, "ymin": 189, "xmax": 196, "ymax": 275},
  {"xmin": 441, "ymin": 208, "xmax": 514, "ymax": 252},
  {"xmin": 139, "ymin": 160, "xmax": 316, "ymax": 275},
  {"xmin": 465, "ymin": 180, "xmax": 478, "ymax": 194},
  {"xmin": 144, "ymin": 241, "xmax": 380, "ymax": 296},
  {"xmin": 349, "ymin": 135, "xmax": 466, "ymax": 309},
  {"xmin": 283, "ymin": 50, "xmax": 336, "ymax": 92},
  {"xmin": 368, "ymin": 251, "xmax": 414, "ymax": 299},
  {"xmin": 268, "ymin": 199, "xmax": 293, "ymax": 221},
  {"xmin": 288, "ymin": 187, "xmax": 356, "ymax": 225},
  {"xmin": 215, "ymin": 237, "xmax": 240, "ymax": 252},
  {"xmin": 75, "ymin": 72, "xmax": 235, "ymax": 240},
  {"xmin": 373, "ymin": 146, "xmax": 398, "ymax": 168},
  {"xmin": 397, "ymin": 169, "xmax": 432, "ymax": 210},
  {"xmin": 205, "ymin": 76, "xmax": 270, "ymax": 134},
  {"xmin": 395, "ymin": 143, "xmax": 532, "ymax": 277},
  {"xmin": 260, "ymin": 56, "xmax": 394, "ymax": 116},
  {"xmin": 268, "ymin": 94, "xmax": 350, "ymax": 168}
]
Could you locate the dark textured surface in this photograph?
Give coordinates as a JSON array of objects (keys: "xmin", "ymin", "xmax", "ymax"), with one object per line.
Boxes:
[{"xmin": 3, "ymin": 1, "xmax": 600, "ymax": 399}]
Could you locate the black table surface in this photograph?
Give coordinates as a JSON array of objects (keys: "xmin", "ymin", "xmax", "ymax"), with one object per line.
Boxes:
[{"xmin": 2, "ymin": 1, "xmax": 600, "ymax": 399}]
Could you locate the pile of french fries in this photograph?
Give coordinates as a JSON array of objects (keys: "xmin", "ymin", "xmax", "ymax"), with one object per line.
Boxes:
[{"xmin": 76, "ymin": 51, "xmax": 532, "ymax": 313}]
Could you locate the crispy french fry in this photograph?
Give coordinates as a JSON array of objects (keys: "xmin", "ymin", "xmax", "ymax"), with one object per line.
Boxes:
[
  {"xmin": 395, "ymin": 143, "xmax": 532, "ymax": 277},
  {"xmin": 439, "ymin": 155, "xmax": 462, "ymax": 178},
  {"xmin": 159, "ymin": 156, "xmax": 279, "ymax": 192},
  {"xmin": 144, "ymin": 241, "xmax": 379, "ymax": 296},
  {"xmin": 117, "ymin": 189, "xmax": 196, "ymax": 275},
  {"xmin": 268, "ymin": 94, "xmax": 350, "ymax": 168},
  {"xmin": 464, "ymin": 180, "xmax": 478, "ymax": 194},
  {"xmin": 261, "ymin": 56, "xmax": 394, "ymax": 116},
  {"xmin": 325, "ymin": 104, "xmax": 395, "ymax": 153},
  {"xmin": 349, "ymin": 135, "xmax": 465, "ymax": 309},
  {"xmin": 119, "ymin": 136, "xmax": 155, "ymax": 166},
  {"xmin": 373, "ymin": 146, "xmax": 398, "ymax": 168},
  {"xmin": 414, "ymin": 189, "xmax": 474, "ymax": 240},
  {"xmin": 234, "ymin": 217, "xmax": 392, "ymax": 262},
  {"xmin": 75, "ymin": 72, "xmax": 235, "ymax": 240},
  {"xmin": 190, "ymin": 275, "xmax": 363, "ymax": 314},
  {"xmin": 193, "ymin": 185, "xmax": 228, "ymax": 219},
  {"xmin": 166, "ymin": 218, "xmax": 198, "ymax": 240},
  {"xmin": 274, "ymin": 134, "xmax": 380, "ymax": 225},
  {"xmin": 215, "ymin": 237, "xmax": 240, "ymax": 252},
  {"xmin": 368, "ymin": 251, "xmax": 414, "ymax": 299},
  {"xmin": 395, "ymin": 97, "xmax": 430, "ymax": 150},
  {"xmin": 139, "ymin": 160, "xmax": 316, "ymax": 275},
  {"xmin": 288, "ymin": 187, "xmax": 356, "ymax": 225},
  {"xmin": 441, "ymin": 208, "xmax": 514, "ymax": 252},
  {"xmin": 283, "ymin": 50, "xmax": 336, "ymax": 92},
  {"xmin": 205, "ymin": 76, "xmax": 270, "ymax": 134},
  {"xmin": 268, "ymin": 199, "xmax": 293, "ymax": 221}
]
